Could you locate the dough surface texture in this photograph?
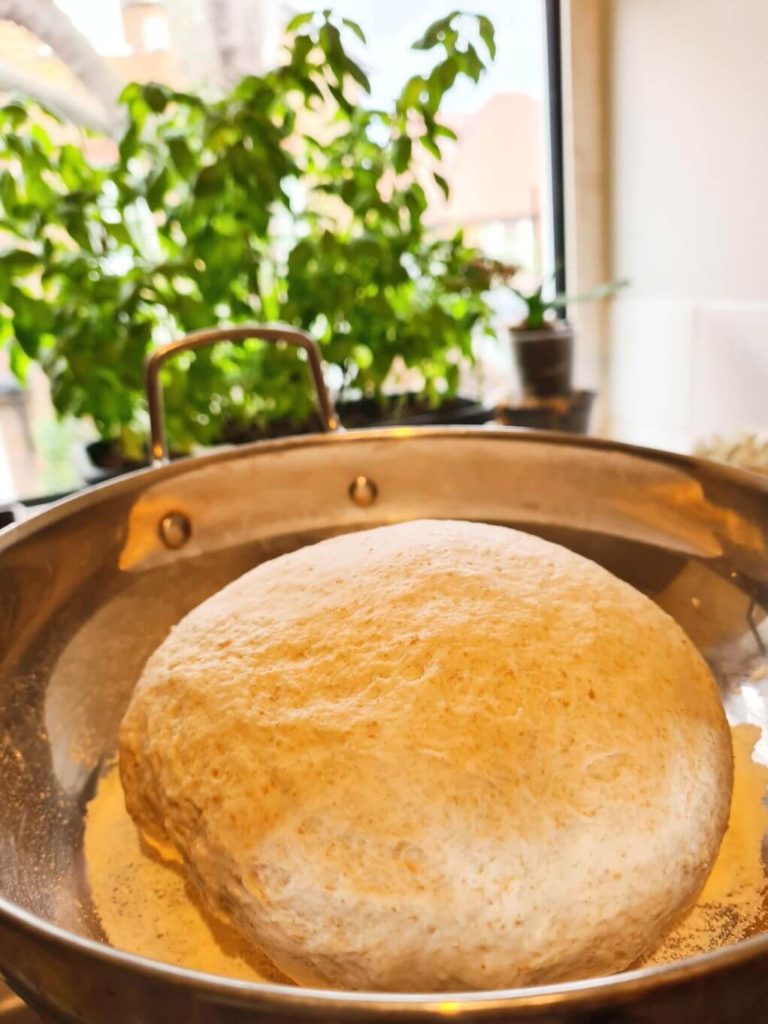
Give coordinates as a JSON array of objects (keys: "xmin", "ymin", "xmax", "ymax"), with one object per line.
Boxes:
[{"xmin": 119, "ymin": 519, "xmax": 733, "ymax": 991}]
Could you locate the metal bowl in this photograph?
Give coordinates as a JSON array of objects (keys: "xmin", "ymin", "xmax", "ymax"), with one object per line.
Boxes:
[{"xmin": 0, "ymin": 326, "xmax": 767, "ymax": 1022}]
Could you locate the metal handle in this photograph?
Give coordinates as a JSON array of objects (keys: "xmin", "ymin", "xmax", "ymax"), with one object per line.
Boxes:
[{"xmin": 145, "ymin": 323, "xmax": 340, "ymax": 466}]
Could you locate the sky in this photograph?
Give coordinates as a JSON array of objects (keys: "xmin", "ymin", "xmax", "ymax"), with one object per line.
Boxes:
[
  {"xmin": 53, "ymin": 0, "xmax": 546, "ymax": 113},
  {"xmin": 55, "ymin": 0, "xmax": 129, "ymax": 55},
  {"xmin": 321, "ymin": 0, "xmax": 546, "ymax": 113}
]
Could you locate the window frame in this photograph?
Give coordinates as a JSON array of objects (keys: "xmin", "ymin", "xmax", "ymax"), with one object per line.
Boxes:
[{"xmin": 545, "ymin": 0, "xmax": 568, "ymax": 304}]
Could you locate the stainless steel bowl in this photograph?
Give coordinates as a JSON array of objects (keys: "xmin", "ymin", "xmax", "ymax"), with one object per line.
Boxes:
[{"xmin": 1, "ymin": 327, "xmax": 767, "ymax": 1022}]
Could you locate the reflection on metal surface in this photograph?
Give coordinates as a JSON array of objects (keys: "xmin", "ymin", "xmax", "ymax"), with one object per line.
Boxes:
[
  {"xmin": 0, "ymin": 428, "xmax": 768, "ymax": 1023},
  {"xmin": 0, "ymin": 983, "xmax": 41, "ymax": 1022},
  {"xmin": 113, "ymin": 435, "xmax": 767, "ymax": 577}
]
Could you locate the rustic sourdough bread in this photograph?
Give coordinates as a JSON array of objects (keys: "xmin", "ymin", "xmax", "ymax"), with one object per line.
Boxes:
[{"xmin": 119, "ymin": 519, "xmax": 732, "ymax": 991}]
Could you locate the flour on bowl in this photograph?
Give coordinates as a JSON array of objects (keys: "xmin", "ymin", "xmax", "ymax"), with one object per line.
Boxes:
[
  {"xmin": 642, "ymin": 723, "xmax": 768, "ymax": 965},
  {"xmin": 84, "ymin": 767, "xmax": 287, "ymax": 982}
]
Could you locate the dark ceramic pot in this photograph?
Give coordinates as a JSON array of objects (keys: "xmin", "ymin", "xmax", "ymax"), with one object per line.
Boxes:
[{"xmin": 511, "ymin": 322, "xmax": 574, "ymax": 398}]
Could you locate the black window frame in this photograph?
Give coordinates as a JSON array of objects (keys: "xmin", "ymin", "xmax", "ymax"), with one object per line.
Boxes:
[{"xmin": 545, "ymin": 0, "xmax": 567, "ymax": 304}]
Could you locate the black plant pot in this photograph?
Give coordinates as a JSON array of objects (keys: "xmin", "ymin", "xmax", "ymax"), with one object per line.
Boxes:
[
  {"xmin": 336, "ymin": 394, "xmax": 494, "ymax": 429},
  {"xmin": 80, "ymin": 395, "xmax": 496, "ymax": 483},
  {"xmin": 81, "ymin": 439, "xmax": 194, "ymax": 485},
  {"xmin": 81, "ymin": 440, "xmax": 148, "ymax": 486},
  {"xmin": 511, "ymin": 323, "xmax": 574, "ymax": 399}
]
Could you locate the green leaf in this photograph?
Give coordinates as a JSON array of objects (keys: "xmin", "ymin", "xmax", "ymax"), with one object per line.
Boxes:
[
  {"xmin": 461, "ymin": 44, "xmax": 485, "ymax": 83},
  {"xmin": 411, "ymin": 14, "xmax": 455, "ymax": 51},
  {"xmin": 167, "ymin": 134, "xmax": 194, "ymax": 176},
  {"xmin": 169, "ymin": 89, "xmax": 205, "ymax": 109},
  {"xmin": 433, "ymin": 172, "xmax": 450, "ymax": 199},
  {"xmin": 433, "ymin": 122, "xmax": 457, "ymax": 140},
  {"xmin": 345, "ymin": 57, "xmax": 371, "ymax": 93},
  {"xmin": 477, "ymin": 15, "xmax": 497, "ymax": 60},
  {"xmin": 61, "ymin": 204, "xmax": 91, "ymax": 249},
  {"xmin": 104, "ymin": 220, "xmax": 132, "ymax": 246},
  {"xmin": 548, "ymin": 278, "xmax": 630, "ymax": 307},
  {"xmin": 4, "ymin": 249, "xmax": 40, "ymax": 272},
  {"xmin": 13, "ymin": 320, "xmax": 41, "ymax": 359},
  {"xmin": 342, "ymin": 17, "xmax": 366, "ymax": 43},
  {"xmin": 420, "ymin": 134, "xmax": 441, "ymax": 160},
  {"xmin": 392, "ymin": 135, "xmax": 412, "ymax": 174},
  {"xmin": 425, "ymin": 60, "xmax": 459, "ymax": 110},
  {"xmin": 320, "ymin": 22, "xmax": 343, "ymax": 59},
  {"xmin": 145, "ymin": 166, "xmax": 169, "ymax": 207},
  {"xmin": 286, "ymin": 11, "xmax": 314, "ymax": 32},
  {"xmin": 143, "ymin": 82, "xmax": 170, "ymax": 113},
  {"xmin": 26, "ymin": 172, "xmax": 53, "ymax": 207},
  {"xmin": 30, "ymin": 122, "xmax": 53, "ymax": 153},
  {"xmin": 59, "ymin": 144, "xmax": 88, "ymax": 189},
  {"xmin": 118, "ymin": 82, "xmax": 143, "ymax": 105},
  {"xmin": 327, "ymin": 83, "xmax": 352, "ymax": 114},
  {"xmin": 289, "ymin": 33, "xmax": 313, "ymax": 68},
  {"xmin": 118, "ymin": 122, "xmax": 139, "ymax": 163},
  {"xmin": 400, "ymin": 75, "xmax": 426, "ymax": 110},
  {"xmin": 0, "ymin": 172, "xmax": 18, "ymax": 214},
  {"xmin": 1, "ymin": 102, "xmax": 28, "ymax": 128},
  {"xmin": 193, "ymin": 162, "xmax": 225, "ymax": 196},
  {"xmin": 9, "ymin": 341, "xmax": 30, "ymax": 383}
]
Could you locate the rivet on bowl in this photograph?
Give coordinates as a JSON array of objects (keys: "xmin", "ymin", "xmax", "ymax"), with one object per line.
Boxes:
[
  {"xmin": 159, "ymin": 511, "xmax": 192, "ymax": 549},
  {"xmin": 349, "ymin": 476, "xmax": 378, "ymax": 508}
]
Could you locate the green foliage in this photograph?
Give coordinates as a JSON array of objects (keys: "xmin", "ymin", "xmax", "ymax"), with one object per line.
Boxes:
[
  {"xmin": 0, "ymin": 10, "xmax": 497, "ymax": 455},
  {"xmin": 511, "ymin": 278, "xmax": 630, "ymax": 330}
]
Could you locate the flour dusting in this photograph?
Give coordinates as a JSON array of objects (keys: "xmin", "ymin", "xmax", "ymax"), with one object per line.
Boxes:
[
  {"xmin": 642, "ymin": 723, "xmax": 768, "ymax": 965},
  {"xmin": 84, "ymin": 767, "xmax": 286, "ymax": 981},
  {"xmin": 85, "ymin": 724, "xmax": 767, "ymax": 982}
]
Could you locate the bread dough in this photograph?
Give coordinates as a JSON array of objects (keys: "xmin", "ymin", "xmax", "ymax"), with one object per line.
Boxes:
[{"xmin": 119, "ymin": 519, "xmax": 733, "ymax": 991}]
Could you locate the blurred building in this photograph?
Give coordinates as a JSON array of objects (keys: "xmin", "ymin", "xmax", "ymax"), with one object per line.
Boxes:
[
  {"xmin": 426, "ymin": 92, "xmax": 542, "ymax": 272},
  {"xmin": 0, "ymin": 0, "xmax": 180, "ymax": 156}
]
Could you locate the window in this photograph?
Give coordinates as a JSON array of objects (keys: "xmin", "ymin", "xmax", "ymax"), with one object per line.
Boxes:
[
  {"xmin": 328, "ymin": 0, "xmax": 556, "ymax": 276},
  {"xmin": 0, "ymin": 1, "xmax": 564, "ymax": 504}
]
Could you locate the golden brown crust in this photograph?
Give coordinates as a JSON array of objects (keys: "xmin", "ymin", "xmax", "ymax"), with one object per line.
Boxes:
[{"xmin": 119, "ymin": 520, "xmax": 733, "ymax": 991}]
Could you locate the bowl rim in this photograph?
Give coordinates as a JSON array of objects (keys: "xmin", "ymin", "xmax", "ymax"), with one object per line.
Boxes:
[{"xmin": 3, "ymin": 893, "xmax": 767, "ymax": 1014}]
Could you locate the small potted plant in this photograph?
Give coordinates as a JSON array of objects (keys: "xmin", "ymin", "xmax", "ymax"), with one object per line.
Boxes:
[{"xmin": 509, "ymin": 278, "xmax": 628, "ymax": 399}]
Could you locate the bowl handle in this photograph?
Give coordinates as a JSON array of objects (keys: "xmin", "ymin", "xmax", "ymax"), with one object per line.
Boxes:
[{"xmin": 145, "ymin": 323, "xmax": 340, "ymax": 466}]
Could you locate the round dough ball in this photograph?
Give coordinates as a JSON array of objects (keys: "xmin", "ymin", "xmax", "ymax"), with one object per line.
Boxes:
[{"xmin": 119, "ymin": 519, "xmax": 732, "ymax": 991}]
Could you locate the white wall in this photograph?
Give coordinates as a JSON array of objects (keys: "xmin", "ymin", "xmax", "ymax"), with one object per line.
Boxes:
[{"xmin": 608, "ymin": 0, "xmax": 768, "ymax": 451}]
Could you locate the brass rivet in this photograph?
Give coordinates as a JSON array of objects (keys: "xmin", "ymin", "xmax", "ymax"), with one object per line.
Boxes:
[
  {"xmin": 349, "ymin": 475, "xmax": 378, "ymax": 508},
  {"xmin": 159, "ymin": 511, "xmax": 191, "ymax": 549}
]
